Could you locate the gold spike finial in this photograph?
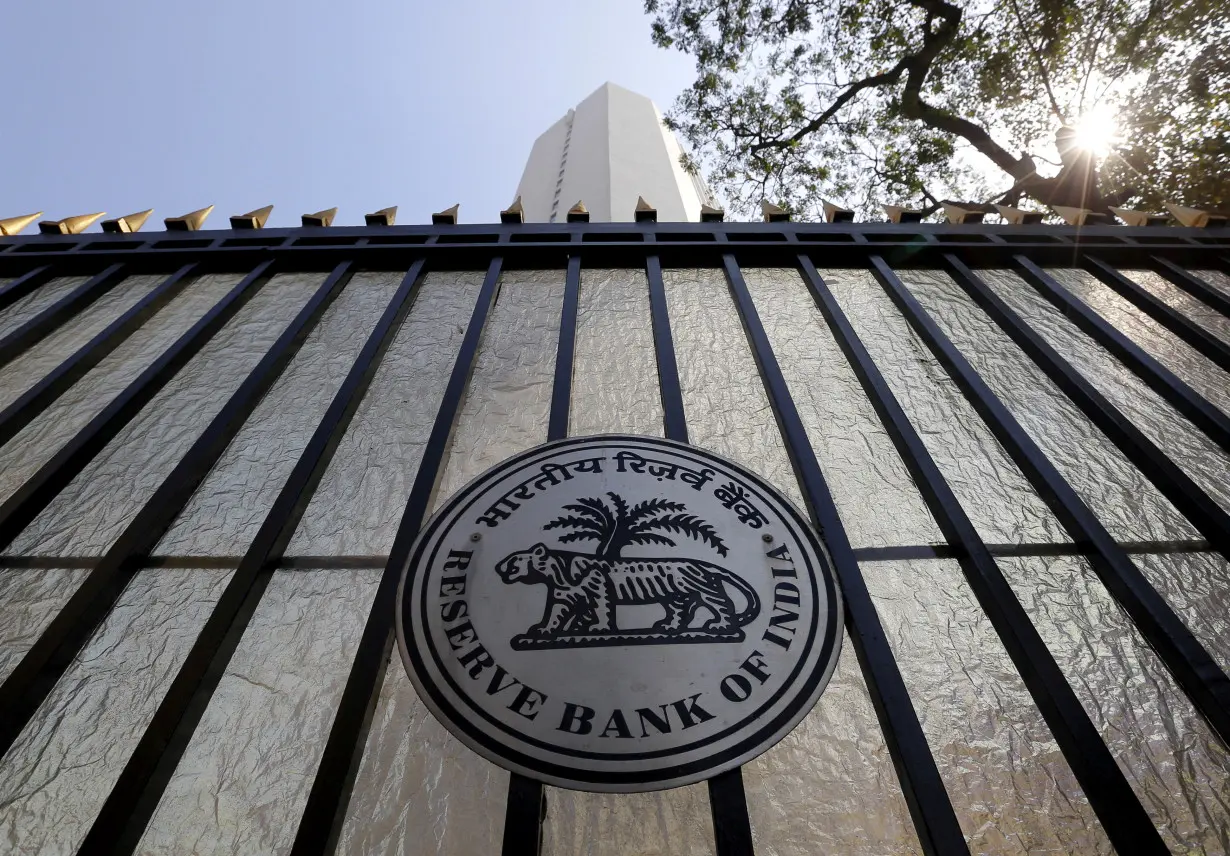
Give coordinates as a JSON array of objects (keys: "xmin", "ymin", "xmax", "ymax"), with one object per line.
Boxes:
[
  {"xmin": 700, "ymin": 204, "xmax": 725, "ymax": 223},
  {"xmin": 822, "ymin": 201, "xmax": 854, "ymax": 223},
  {"xmin": 994, "ymin": 204, "xmax": 1045, "ymax": 225},
  {"xmin": 432, "ymin": 204, "xmax": 460, "ymax": 225},
  {"xmin": 102, "ymin": 209, "xmax": 154, "ymax": 234},
  {"xmin": 0, "ymin": 212, "xmax": 43, "ymax": 236},
  {"xmin": 230, "ymin": 205, "xmax": 273, "ymax": 230},
  {"xmin": 567, "ymin": 200, "xmax": 589, "ymax": 223},
  {"xmin": 39, "ymin": 212, "xmax": 105, "ymax": 235},
  {"xmin": 761, "ymin": 201, "xmax": 790, "ymax": 223},
  {"xmin": 1110, "ymin": 207, "xmax": 1170, "ymax": 227},
  {"xmin": 883, "ymin": 205, "xmax": 923, "ymax": 224},
  {"xmin": 302, "ymin": 207, "xmax": 338, "ymax": 228},
  {"xmin": 500, "ymin": 197, "xmax": 525, "ymax": 224},
  {"xmin": 1165, "ymin": 203, "xmax": 1228, "ymax": 229},
  {"xmin": 1052, "ymin": 205, "xmax": 1113, "ymax": 226},
  {"xmin": 634, "ymin": 196, "xmax": 657, "ymax": 223},
  {"xmin": 165, "ymin": 205, "xmax": 214, "ymax": 231},
  {"xmin": 365, "ymin": 206, "xmax": 397, "ymax": 226}
]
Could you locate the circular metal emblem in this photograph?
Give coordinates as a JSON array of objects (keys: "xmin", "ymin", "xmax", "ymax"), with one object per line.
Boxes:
[{"xmin": 397, "ymin": 435, "xmax": 843, "ymax": 792}]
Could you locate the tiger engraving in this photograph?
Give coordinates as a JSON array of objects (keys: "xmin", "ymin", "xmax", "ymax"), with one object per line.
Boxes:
[{"xmin": 495, "ymin": 542, "xmax": 761, "ymax": 641}]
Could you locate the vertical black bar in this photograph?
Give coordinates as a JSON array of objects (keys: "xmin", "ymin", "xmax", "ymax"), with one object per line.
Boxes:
[
  {"xmin": 867, "ymin": 254, "xmax": 1230, "ymax": 748},
  {"xmin": 796, "ymin": 255, "xmax": 1167, "ymax": 852},
  {"xmin": 719, "ymin": 254, "xmax": 968, "ymax": 855},
  {"xmin": 645, "ymin": 255, "xmax": 689, "ymax": 442},
  {"xmin": 501, "ymin": 254, "xmax": 578, "ymax": 856},
  {"xmin": 0, "ymin": 264, "xmax": 198, "ymax": 449},
  {"xmin": 0, "ymin": 261, "xmax": 353, "ymax": 759},
  {"xmin": 0, "ymin": 263, "xmax": 128, "ymax": 368},
  {"xmin": 547, "ymin": 254, "xmax": 582, "ymax": 442},
  {"xmin": 79, "ymin": 261, "xmax": 430, "ymax": 856},
  {"xmin": 707, "ymin": 768, "xmax": 755, "ymax": 856},
  {"xmin": 1152, "ymin": 256, "xmax": 1230, "ymax": 317},
  {"xmin": 646, "ymin": 256, "xmax": 755, "ymax": 855},
  {"xmin": 290, "ymin": 257, "xmax": 505, "ymax": 856},
  {"xmin": 0, "ymin": 265, "xmax": 54, "ymax": 313},
  {"xmin": 1084, "ymin": 255, "xmax": 1230, "ymax": 372},
  {"xmin": 943, "ymin": 254, "xmax": 1230, "ymax": 561},
  {"xmin": 0, "ymin": 261, "xmax": 276, "ymax": 550},
  {"xmin": 1013, "ymin": 256, "xmax": 1230, "ymax": 453},
  {"xmin": 502, "ymin": 774, "xmax": 547, "ymax": 856}
]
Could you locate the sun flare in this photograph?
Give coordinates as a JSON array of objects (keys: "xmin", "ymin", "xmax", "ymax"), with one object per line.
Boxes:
[{"xmin": 1071, "ymin": 105, "xmax": 1120, "ymax": 157}]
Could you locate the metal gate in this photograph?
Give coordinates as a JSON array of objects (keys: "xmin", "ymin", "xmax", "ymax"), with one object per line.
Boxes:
[{"xmin": 0, "ymin": 217, "xmax": 1227, "ymax": 855}]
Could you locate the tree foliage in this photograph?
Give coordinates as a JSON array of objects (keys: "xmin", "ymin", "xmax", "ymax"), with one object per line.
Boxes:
[{"xmin": 646, "ymin": 0, "xmax": 1229, "ymax": 218}]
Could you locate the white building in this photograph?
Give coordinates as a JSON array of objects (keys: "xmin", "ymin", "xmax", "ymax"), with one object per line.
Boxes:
[{"xmin": 514, "ymin": 81, "xmax": 714, "ymax": 223}]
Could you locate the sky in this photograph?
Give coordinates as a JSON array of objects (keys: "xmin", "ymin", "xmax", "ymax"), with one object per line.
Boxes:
[{"xmin": 0, "ymin": 1, "xmax": 696, "ymax": 231}]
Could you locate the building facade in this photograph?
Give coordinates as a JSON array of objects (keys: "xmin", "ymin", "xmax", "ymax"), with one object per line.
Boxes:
[{"xmin": 514, "ymin": 82, "xmax": 713, "ymax": 223}]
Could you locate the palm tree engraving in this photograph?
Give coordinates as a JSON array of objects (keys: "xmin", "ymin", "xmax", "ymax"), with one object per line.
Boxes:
[{"xmin": 544, "ymin": 492, "xmax": 728, "ymax": 559}]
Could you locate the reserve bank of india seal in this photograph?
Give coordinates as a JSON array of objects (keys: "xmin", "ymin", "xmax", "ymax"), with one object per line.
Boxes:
[{"xmin": 397, "ymin": 435, "xmax": 843, "ymax": 792}]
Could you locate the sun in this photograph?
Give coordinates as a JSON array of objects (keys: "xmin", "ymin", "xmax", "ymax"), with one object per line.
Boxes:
[{"xmin": 1070, "ymin": 105, "xmax": 1120, "ymax": 157}]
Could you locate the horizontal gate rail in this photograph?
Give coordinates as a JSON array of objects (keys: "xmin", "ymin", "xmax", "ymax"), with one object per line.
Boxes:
[
  {"xmin": 0, "ymin": 539, "xmax": 1209, "ymax": 568},
  {"xmin": 943, "ymin": 254, "xmax": 1230, "ymax": 562},
  {"xmin": 1, "ymin": 222, "xmax": 1225, "ymax": 276},
  {"xmin": 0, "ymin": 264, "xmax": 198, "ymax": 450},
  {"xmin": 0, "ymin": 263, "xmax": 128, "ymax": 368},
  {"xmin": 78, "ymin": 260, "xmax": 428, "ymax": 856},
  {"xmin": 1013, "ymin": 256, "xmax": 1230, "ymax": 454},
  {"xmin": 1084, "ymin": 256, "xmax": 1230, "ymax": 373},
  {"xmin": 1152, "ymin": 256, "xmax": 1230, "ymax": 317},
  {"xmin": 0, "ymin": 261, "xmax": 353, "ymax": 760},
  {"xmin": 291, "ymin": 257, "xmax": 505, "ymax": 856},
  {"xmin": 796, "ymin": 254, "xmax": 1167, "ymax": 852},
  {"xmin": 0, "ymin": 260, "xmax": 276, "ymax": 550},
  {"xmin": 0, "ymin": 265, "xmax": 54, "ymax": 313},
  {"xmin": 869, "ymin": 254, "xmax": 1230, "ymax": 750},
  {"xmin": 720, "ymin": 254, "xmax": 970, "ymax": 856},
  {"xmin": 851, "ymin": 538, "xmax": 1212, "ymax": 562}
]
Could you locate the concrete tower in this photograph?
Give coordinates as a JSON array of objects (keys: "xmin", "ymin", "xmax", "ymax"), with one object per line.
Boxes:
[{"xmin": 514, "ymin": 82, "xmax": 714, "ymax": 223}]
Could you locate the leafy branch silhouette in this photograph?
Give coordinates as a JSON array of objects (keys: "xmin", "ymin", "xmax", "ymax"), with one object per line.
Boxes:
[{"xmin": 544, "ymin": 492, "xmax": 728, "ymax": 559}]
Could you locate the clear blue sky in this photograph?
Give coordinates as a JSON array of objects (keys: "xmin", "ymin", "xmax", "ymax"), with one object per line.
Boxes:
[{"xmin": 0, "ymin": 1, "xmax": 696, "ymax": 230}]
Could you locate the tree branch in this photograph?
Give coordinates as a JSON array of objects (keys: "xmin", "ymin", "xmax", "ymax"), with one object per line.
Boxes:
[
  {"xmin": 1077, "ymin": 0, "xmax": 1115, "ymax": 111},
  {"xmin": 749, "ymin": 0, "xmax": 1041, "ymax": 187},
  {"xmin": 748, "ymin": 60, "xmax": 911, "ymax": 153},
  {"xmin": 1004, "ymin": 0, "xmax": 1067, "ymax": 121},
  {"xmin": 896, "ymin": 0, "xmax": 1038, "ymax": 181}
]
